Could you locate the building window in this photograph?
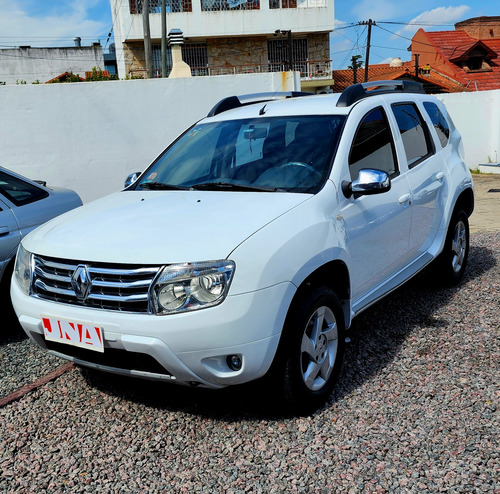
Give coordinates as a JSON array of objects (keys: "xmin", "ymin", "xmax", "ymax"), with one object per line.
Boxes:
[
  {"xmin": 267, "ymin": 38, "xmax": 307, "ymax": 73},
  {"xmin": 269, "ymin": 0, "xmax": 296, "ymax": 8},
  {"xmin": 130, "ymin": 0, "xmax": 192, "ymax": 14},
  {"xmin": 152, "ymin": 44, "xmax": 208, "ymax": 77},
  {"xmin": 201, "ymin": 0, "xmax": 260, "ymax": 11}
]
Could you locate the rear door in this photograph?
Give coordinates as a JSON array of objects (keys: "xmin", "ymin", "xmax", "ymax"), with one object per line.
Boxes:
[{"xmin": 390, "ymin": 102, "xmax": 448, "ymax": 255}]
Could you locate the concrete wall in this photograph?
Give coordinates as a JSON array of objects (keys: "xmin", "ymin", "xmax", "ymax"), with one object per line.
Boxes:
[
  {"xmin": 439, "ymin": 89, "xmax": 500, "ymax": 168},
  {"xmin": 0, "ymin": 46, "xmax": 104, "ymax": 86},
  {"xmin": 0, "ymin": 72, "xmax": 299, "ymax": 203}
]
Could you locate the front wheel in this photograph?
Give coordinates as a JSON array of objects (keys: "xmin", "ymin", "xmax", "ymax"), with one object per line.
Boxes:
[
  {"xmin": 436, "ymin": 209, "xmax": 470, "ymax": 286},
  {"xmin": 271, "ymin": 286, "xmax": 345, "ymax": 414}
]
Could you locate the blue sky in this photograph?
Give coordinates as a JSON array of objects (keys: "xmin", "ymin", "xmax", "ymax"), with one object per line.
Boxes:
[{"xmin": 0, "ymin": 0, "xmax": 497, "ymax": 68}]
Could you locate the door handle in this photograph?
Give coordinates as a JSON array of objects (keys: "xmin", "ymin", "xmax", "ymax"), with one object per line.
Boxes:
[
  {"xmin": 398, "ymin": 193, "xmax": 411, "ymax": 205},
  {"xmin": 436, "ymin": 172, "xmax": 445, "ymax": 181}
]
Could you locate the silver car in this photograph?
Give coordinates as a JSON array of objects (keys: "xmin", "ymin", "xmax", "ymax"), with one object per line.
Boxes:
[{"xmin": 1, "ymin": 167, "xmax": 82, "ymax": 310}]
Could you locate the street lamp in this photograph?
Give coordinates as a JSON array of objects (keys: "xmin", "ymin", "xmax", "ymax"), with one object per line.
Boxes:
[{"xmin": 274, "ymin": 29, "xmax": 293, "ymax": 72}]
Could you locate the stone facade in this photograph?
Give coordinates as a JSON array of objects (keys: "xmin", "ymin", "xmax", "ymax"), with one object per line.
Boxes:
[
  {"xmin": 123, "ymin": 42, "xmax": 147, "ymax": 77},
  {"xmin": 207, "ymin": 37, "xmax": 267, "ymax": 68},
  {"xmin": 122, "ymin": 32, "xmax": 330, "ymax": 77},
  {"xmin": 306, "ymin": 33, "xmax": 330, "ymax": 61}
]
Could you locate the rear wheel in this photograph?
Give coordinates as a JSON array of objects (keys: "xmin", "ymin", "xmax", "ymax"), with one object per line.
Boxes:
[
  {"xmin": 436, "ymin": 209, "xmax": 469, "ymax": 286},
  {"xmin": 272, "ymin": 286, "xmax": 345, "ymax": 413}
]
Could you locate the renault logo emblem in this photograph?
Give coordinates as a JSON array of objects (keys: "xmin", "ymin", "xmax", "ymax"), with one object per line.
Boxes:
[{"xmin": 71, "ymin": 265, "xmax": 91, "ymax": 301}]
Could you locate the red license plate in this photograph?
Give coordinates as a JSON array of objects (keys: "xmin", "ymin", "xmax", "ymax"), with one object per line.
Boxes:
[{"xmin": 42, "ymin": 316, "xmax": 104, "ymax": 353}]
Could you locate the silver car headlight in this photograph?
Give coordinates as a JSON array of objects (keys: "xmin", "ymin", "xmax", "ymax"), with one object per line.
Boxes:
[
  {"xmin": 14, "ymin": 243, "xmax": 32, "ymax": 295},
  {"xmin": 150, "ymin": 260, "xmax": 235, "ymax": 315}
]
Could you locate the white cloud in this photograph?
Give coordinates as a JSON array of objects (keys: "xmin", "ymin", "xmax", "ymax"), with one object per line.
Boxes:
[
  {"xmin": 396, "ymin": 5, "xmax": 471, "ymax": 36},
  {"xmin": 0, "ymin": 0, "xmax": 108, "ymax": 48}
]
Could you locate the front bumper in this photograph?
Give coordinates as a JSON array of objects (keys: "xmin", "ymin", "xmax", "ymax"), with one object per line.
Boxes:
[{"xmin": 11, "ymin": 279, "xmax": 295, "ymax": 388}]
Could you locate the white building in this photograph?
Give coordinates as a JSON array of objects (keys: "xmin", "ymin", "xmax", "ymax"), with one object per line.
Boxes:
[
  {"xmin": 0, "ymin": 44, "xmax": 104, "ymax": 85},
  {"xmin": 110, "ymin": 0, "xmax": 335, "ymax": 90}
]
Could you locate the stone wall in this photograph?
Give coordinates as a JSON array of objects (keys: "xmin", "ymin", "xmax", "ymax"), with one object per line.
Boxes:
[
  {"xmin": 123, "ymin": 42, "xmax": 147, "ymax": 78},
  {"xmin": 208, "ymin": 37, "xmax": 267, "ymax": 68},
  {"xmin": 307, "ymin": 33, "xmax": 330, "ymax": 61}
]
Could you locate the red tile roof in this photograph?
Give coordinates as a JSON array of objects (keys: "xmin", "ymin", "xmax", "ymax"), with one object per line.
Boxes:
[
  {"xmin": 420, "ymin": 30, "xmax": 500, "ymax": 91},
  {"xmin": 331, "ymin": 62, "xmax": 466, "ymax": 94}
]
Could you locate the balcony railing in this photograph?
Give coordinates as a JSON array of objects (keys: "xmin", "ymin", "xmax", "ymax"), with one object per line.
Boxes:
[{"xmin": 153, "ymin": 61, "xmax": 332, "ymax": 78}]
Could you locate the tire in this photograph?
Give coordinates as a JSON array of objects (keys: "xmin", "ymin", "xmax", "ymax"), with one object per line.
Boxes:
[
  {"xmin": 436, "ymin": 209, "xmax": 469, "ymax": 286},
  {"xmin": 271, "ymin": 286, "xmax": 345, "ymax": 414}
]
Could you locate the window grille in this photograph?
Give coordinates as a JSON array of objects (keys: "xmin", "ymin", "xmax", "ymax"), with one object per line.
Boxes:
[
  {"xmin": 267, "ymin": 38, "xmax": 307, "ymax": 73},
  {"xmin": 269, "ymin": 0, "xmax": 296, "ymax": 8},
  {"xmin": 201, "ymin": 0, "xmax": 259, "ymax": 11},
  {"xmin": 152, "ymin": 44, "xmax": 208, "ymax": 77},
  {"xmin": 130, "ymin": 0, "xmax": 192, "ymax": 14}
]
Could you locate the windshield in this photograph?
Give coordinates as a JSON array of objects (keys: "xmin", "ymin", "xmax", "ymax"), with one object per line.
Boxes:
[{"xmin": 136, "ymin": 115, "xmax": 345, "ymax": 193}]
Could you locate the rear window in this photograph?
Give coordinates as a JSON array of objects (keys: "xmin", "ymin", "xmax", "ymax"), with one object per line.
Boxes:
[
  {"xmin": 0, "ymin": 171, "xmax": 48, "ymax": 206},
  {"xmin": 423, "ymin": 102, "xmax": 450, "ymax": 148},
  {"xmin": 392, "ymin": 103, "xmax": 434, "ymax": 168}
]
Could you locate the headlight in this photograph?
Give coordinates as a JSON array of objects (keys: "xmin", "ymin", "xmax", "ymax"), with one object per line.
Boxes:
[
  {"xmin": 14, "ymin": 243, "xmax": 32, "ymax": 295},
  {"xmin": 150, "ymin": 260, "xmax": 235, "ymax": 315}
]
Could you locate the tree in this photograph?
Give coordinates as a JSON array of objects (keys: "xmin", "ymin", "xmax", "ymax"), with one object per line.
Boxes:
[{"xmin": 348, "ymin": 55, "xmax": 363, "ymax": 84}]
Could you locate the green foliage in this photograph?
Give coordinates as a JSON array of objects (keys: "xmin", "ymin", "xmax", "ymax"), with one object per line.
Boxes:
[
  {"xmin": 85, "ymin": 67, "xmax": 117, "ymax": 81},
  {"xmin": 16, "ymin": 79, "xmax": 27, "ymax": 85}
]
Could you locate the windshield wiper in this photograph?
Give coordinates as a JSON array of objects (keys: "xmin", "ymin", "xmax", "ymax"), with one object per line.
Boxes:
[
  {"xmin": 138, "ymin": 182, "xmax": 188, "ymax": 191},
  {"xmin": 190, "ymin": 181, "xmax": 276, "ymax": 192}
]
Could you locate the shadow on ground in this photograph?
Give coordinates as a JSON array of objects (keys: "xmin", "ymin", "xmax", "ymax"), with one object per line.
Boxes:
[{"xmin": 77, "ymin": 244, "xmax": 495, "ymax": 419}]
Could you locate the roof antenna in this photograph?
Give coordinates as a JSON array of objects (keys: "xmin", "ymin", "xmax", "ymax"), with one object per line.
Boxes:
[{"xmin": 259, "ymin": 104, "xmax": 267, "ymax": 115}]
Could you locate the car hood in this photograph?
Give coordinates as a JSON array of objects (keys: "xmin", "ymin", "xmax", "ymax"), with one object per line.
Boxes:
[{"xmin": 23, "ymin": 190, "xmax": 310, "ymax": 264}]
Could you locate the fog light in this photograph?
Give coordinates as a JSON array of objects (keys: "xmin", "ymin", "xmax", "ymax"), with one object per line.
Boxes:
[{"xmin": 226, "ymin": 355, "xmax": 242, "ymax": 371}]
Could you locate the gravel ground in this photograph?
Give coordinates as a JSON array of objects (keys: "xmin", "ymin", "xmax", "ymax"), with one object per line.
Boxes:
[{"xmin": 1, "ymin": 232, "xmax": 498, "ymax": 492}]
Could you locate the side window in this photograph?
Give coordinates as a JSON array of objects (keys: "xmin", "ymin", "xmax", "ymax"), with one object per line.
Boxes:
[
  {"xmin": 0, "ymin": 171, "xmax": 48, "ymax": 206},
  {"xmin": 392, "ymin": 103, "xmax": 433, "ymax": 167},
  {"xmin": 423, "ymin": 102, "xmax": 450, "ymax": 148},
  {"xmin": 349, "ymin": 107, "xmax": 398, "ymax": 181}
]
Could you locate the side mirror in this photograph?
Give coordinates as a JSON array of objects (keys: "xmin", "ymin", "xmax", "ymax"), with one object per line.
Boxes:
[
  {"xmin": 342, "ymin": 169, "xmax": 391, "ymax": 198},
  {"xmin": 124, "ymin": 172, "xmax": 141, "ymax": 188}
]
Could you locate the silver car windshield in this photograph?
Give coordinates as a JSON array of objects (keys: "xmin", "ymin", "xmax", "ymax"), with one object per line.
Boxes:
[{"xmin": 136, "ymin": 115, "xmax": 345, "ymax": 193}]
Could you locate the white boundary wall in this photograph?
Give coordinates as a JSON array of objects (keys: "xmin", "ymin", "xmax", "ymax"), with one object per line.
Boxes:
[
  {"xmin": 0, "ymin": 72, "xmax": 298, "ymax": 203},
  {"xmin": 0, "ymin": 80, "xmax": 498, "ymax": 203},
  {"xmin": 439, "ymin": 90, "xmax": 500, "ymax": 170}
]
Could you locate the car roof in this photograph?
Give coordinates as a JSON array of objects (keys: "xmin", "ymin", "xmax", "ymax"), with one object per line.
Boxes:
[{"xmin": 204, "ymin": 80, "xmax": 430, "ymax": 123}]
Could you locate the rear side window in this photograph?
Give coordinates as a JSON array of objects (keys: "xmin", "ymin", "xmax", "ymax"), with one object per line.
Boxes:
[
  {"xmin": 423, "ymin": 102, "xmax": 450, "ymax": 148},
  {"xmin": 0, "ymin": 171, "xmax": 48, "ymax": 206},
  {"xmin": 349, "ymin": 107, "xmax": 398, "ymax": 181},
  {"xmin": 392, "ymin": 103, "xmax": 433, "ymax": 168}
]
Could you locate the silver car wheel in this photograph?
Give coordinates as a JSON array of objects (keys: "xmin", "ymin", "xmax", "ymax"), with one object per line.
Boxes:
[
  {"xmin": 451, "ymin": 220, "xmax": 467, "ymax": 273},
  {"xmin": 300, "ymin": 306, "xmax": 338, "ymax": 392}
]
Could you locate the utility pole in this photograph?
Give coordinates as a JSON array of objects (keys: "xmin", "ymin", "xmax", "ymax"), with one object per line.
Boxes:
[
  {"xmin": 414, "ymin": 53, "xmax": 420, "ymax": 78},
  {"xmin": 287, "ymin": 30, "xmax": 293, "ymax": 72},
  {"xmin": 359, "ymin": 19, "xmax": 375, "ymax": 82},
  {"xmin": 142, "ymin": 0, "xmax": 153, "ymax": 78},
  {"xmin": 161, "ymin": 0, "xmax": 167, "ymax": 78}
]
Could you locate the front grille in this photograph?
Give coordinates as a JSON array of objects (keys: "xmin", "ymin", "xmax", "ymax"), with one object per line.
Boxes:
[
  {"xmin": 45, "ymin": 340, "xmax": 172, "ymax": 376},
  {"xmin": 32, "ymin": 255, "xmax": 160, "ymax": 313}
]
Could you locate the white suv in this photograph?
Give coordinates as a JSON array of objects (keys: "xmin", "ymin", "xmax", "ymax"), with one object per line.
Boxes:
[{"xmin": 12, "ymin": 81, "xmax": 474, "ymax": 412}]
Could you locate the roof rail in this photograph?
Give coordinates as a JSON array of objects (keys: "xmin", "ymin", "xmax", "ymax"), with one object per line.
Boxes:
[
  {"xmin": 336, "ymin": 80, "xmax": 425, "ymax": 108},
  {"xmin": 207, "ymin": 91, "xmax": 313, "ymax": 117}
]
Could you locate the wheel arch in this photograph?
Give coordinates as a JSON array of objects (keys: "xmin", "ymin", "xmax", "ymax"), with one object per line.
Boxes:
[
  {"xmin": 454, "ymin": 186, "xmax": 474, "ymax": 218},
  {"xmin": 290, "ymin": 259, "xmax": 352, "ymax": 329}
]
